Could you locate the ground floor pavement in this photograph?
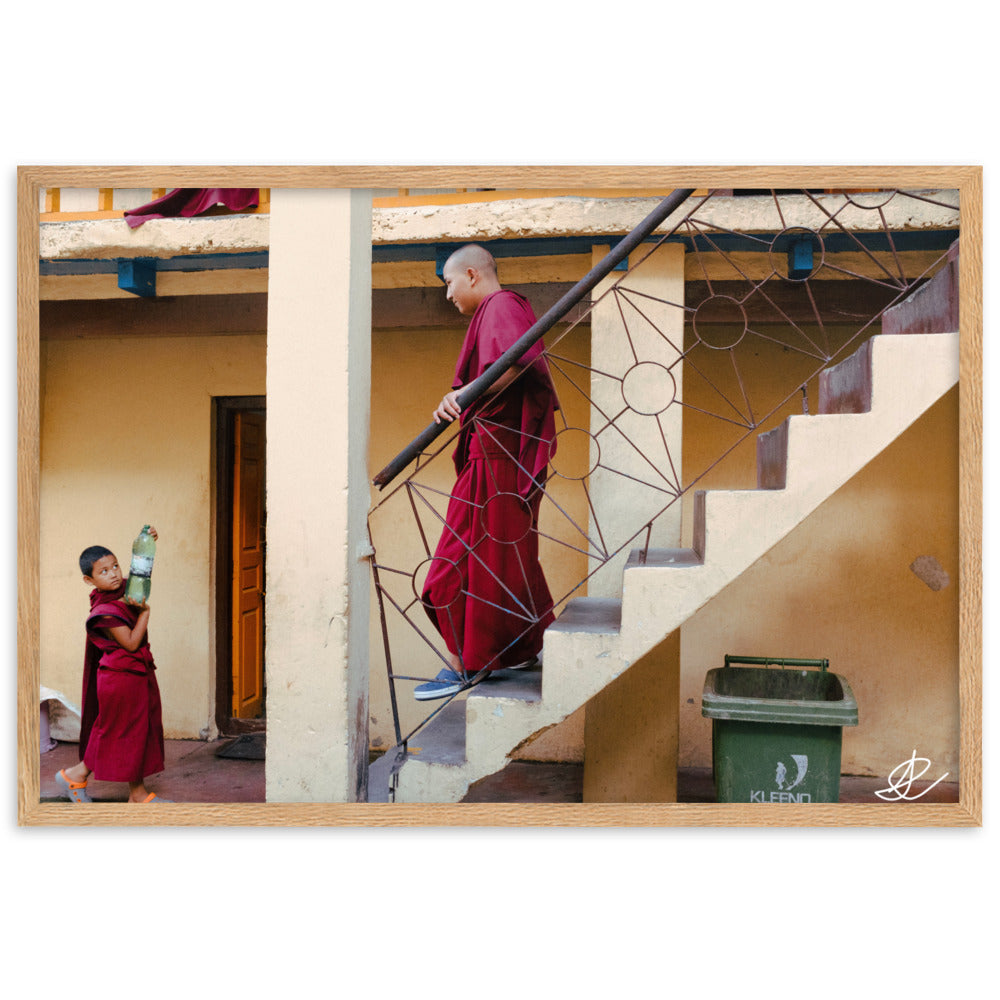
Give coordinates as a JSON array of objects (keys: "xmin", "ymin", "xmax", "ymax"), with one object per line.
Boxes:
[
  {"xmin": 39, "ymin": 738, "xmax": 959, "ymax": 806},
  {"xmin": 40, "ymin": 737, "xmax": 266, "ymax": 804}
]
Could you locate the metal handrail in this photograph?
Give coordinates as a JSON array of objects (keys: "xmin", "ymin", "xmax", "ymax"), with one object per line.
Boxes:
[{"xmin": 371, "ymin": 188, "xmax": 697, "ymax": 489}]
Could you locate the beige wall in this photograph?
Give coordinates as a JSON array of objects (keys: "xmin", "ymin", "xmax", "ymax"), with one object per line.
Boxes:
[
  {"xmin": 40, "ymin": 333, "xmax": 266, "ymax": 739},
  {"xmin": 264, "ymin": 188, "xmax": 372, "ymax": 803},
  {"xmin": 588, "ymin": 243, "xmax": 686, "ymax": 598}
]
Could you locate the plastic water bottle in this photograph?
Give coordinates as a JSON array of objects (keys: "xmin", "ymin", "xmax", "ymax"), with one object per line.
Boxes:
[{"xmin": 124, "ymin": 525, "xmax": 156, "ymax": 604}]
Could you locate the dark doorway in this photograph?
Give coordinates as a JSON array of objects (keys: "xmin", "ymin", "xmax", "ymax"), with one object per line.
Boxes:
[{"xmin": 215, "ymin": 396, "xmax": 266, "ymax": 735}]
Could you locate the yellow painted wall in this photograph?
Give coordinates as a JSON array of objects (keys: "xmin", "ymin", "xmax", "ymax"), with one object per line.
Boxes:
[
  {"xmin": 39, "ymin": 333, "xmax": 266, "ymax": 739},
  {"xmin": 367, "ymin": 320, "xmax": 592, "ymax": 757}
]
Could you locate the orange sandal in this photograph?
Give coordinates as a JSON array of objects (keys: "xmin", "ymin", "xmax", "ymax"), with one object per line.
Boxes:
[
  {"xmin": 140, "ymin": 793, "xmax": 173, "ymax": 803},
  {"xmin": 55, "ymin": 769, "xmax": 92, "ymax": 803}
]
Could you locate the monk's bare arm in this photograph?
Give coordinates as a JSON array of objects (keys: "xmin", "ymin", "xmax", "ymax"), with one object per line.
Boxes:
[
  {"xmin": 107, "ymin": 607, "xmax": 150, "ymax": 653},
  {"xmin": 433, "ymin": 366, "xmax": 522, "ymax": 423}
]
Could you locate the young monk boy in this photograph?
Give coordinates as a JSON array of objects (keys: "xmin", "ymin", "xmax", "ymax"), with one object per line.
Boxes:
[
  {"xmin": 55, "ymin": 528, "xmax": 170, "ymax": 803},
  {"xmin": 415, "ymin": 245, "xmax": 559, "ymax": 700}
]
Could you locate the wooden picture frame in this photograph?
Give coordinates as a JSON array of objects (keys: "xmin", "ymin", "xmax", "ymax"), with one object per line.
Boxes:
[{"xmin": 17, "ymin": 165, "xmax": 982, "ymax": 827}]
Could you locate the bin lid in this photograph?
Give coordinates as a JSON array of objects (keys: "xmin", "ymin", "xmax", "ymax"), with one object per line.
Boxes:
[{"xmin": 701, "ymin": 665, "xmax": 858, "ymax": 727}]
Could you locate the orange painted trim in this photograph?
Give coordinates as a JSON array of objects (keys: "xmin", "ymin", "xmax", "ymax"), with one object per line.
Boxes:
[
  {"xmin": 40, "ymin": 210, "xmax": 124, "ymax": 222},
  {"xmin": 41, "ymin": 187, "xmax": 273, "ymax": 223}
]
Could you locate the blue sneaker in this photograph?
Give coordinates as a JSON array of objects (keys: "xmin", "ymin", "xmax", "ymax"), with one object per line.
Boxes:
[{"xmin": 414, "ymin": 668, "xmax": 467, "ymax": 701}]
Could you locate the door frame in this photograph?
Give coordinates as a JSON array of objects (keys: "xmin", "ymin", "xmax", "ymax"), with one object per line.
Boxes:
[{"xmin": 214, "ymin": 395, "xmax": 266, "ymax": 736}]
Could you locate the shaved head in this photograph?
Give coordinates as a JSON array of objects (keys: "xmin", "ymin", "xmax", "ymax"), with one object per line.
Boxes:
[
  {"xmin": 445, "ymin": 244, "xmax": 497, "ymax": 278},
  {"xmin": 441, "ymin": 243, "xmax": 502, "ymax": 315}
]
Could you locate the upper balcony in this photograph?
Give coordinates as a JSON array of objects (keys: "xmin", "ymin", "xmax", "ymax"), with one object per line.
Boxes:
[
  {"xmin": 36, "ymin": 185, "xmax": 960, "ymax": 329},
  {"xmin": 38, "ymin": 186, "xmax": 691, "ymax": 222}
]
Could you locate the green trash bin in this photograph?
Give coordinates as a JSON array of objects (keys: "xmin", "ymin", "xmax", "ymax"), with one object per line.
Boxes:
[{"xmin": 702, "ymin": 656, "xmax": 858, "ymax": 803}]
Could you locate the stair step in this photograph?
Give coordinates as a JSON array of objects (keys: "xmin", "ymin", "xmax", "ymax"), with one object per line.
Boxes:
[
  {"xmin": 882, "ymin": 238, "xmax": 959, "ymax": 336},
  {"xmin": 377, "ymin": 665, "xmax": 545, "ymax": 775},
  {"xmin": 760, "ymin": 336, "xmax": 878, "ymax": 490},
  {"xmin": 757, "ymin": 421, "xmax": 789, "ymax": 489},
  {"xmin": 548, "ymin": 596, "xmax": 622, "ymax": 634},
  {"xmin": 470, "ymin": 664, "xmax": 544, "ymax": 703},
  {"xmin": 818, "ymin": 338, "xmax": 873, "ymax": 414},
  {"xmin": 407, "ymin": 698, "xmax": 467, "ymax": 765},
  {"xmin": 758, "ymin": 334, "xmax": 882, "ymax": 488},
  {"xmin": 625, "ymin": 547, "xmax": 703, "ymax": 570}
]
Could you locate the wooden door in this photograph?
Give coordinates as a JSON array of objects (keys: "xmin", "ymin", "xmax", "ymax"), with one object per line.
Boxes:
[{"xmin": 232, "ymin": 411, "xmax": 265, "ymax": 718}]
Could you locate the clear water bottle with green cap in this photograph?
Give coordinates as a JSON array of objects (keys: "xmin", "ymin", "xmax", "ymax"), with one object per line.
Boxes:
[{"xmin": 124, "ymin": 525, "xmax": 156, "ymax": 604}]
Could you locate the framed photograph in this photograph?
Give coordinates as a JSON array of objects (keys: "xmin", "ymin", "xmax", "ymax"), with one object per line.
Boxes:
[{"xmin": 17, "ymin": 165, "xmax": 982, "ymax": 827}]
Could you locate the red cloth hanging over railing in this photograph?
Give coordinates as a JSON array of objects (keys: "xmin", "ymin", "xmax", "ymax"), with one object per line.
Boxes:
[{"xmin": 124, "ymin": 188, "xmax": 259, "ymax": 228}]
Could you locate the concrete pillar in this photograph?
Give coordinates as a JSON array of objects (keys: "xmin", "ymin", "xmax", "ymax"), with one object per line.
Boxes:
[
  {"xmin": 588, "ymin": 242, "xmax": 686, "ymax": 598},
  {"xmin": 264, "ymin": 189, "xmax": 372, "ymax": 802},
  {"xmin": 582, "ymin": 630, "xmax": 680, "ymax": 802}
]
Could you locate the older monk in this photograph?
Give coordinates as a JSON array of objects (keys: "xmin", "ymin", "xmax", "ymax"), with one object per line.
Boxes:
[{"xmin": 416, "ymin": 244, "xmax": 558, "ymax": 700}]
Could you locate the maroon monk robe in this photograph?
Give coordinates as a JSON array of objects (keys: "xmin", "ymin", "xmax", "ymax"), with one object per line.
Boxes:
[
  {"xmin": 422, "ymin": 289, "xmax": 559, "ymax": 675},
  {"xmin": 79, "ymin": 583, "xmax": 164, "ymax": 783},
  {"xmin": 123, "ymin": 188, "xmax": 259, "ymax": 229}
]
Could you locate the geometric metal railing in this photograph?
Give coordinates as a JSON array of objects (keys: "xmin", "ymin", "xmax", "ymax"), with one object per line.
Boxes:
[{"xmin": 367, "ymin": 187, "xmax": 959, "ymax": 756}]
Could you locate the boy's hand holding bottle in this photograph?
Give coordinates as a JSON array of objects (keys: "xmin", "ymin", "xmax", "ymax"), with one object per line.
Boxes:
[{"xmin": 124, "ymin": 525, "xmax": 159, "ymax": 608}]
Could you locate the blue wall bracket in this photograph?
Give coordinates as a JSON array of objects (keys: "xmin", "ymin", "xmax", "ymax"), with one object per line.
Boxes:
[
  {"xmin": 118, "ymin": 258, "xmax": 157, "ymax": 297},
  {"xmin": 787, "ymin": 237, "xmax": 815, "ymax": 280}
]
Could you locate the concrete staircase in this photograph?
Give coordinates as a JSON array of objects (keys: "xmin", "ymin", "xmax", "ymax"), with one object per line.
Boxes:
[{"xmin": 369, "ymin": 261, "xmax": 961, "ymax": 804}]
